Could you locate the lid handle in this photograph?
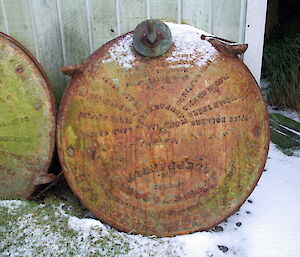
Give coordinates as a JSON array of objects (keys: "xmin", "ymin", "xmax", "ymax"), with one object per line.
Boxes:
[{"xmin": 201, "ymin": 34, "xmax": 248, "ymax": 55}]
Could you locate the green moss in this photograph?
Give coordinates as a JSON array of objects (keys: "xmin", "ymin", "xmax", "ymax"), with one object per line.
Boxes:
[{"xmin": 0, "ymin": 37, "xmax": 55, "ymax": 198}]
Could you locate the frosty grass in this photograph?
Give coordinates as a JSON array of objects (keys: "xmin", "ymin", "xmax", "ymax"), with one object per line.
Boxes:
[{"xmin": 0, "ymin": 194, "xmax": 184, "ymax": 257}]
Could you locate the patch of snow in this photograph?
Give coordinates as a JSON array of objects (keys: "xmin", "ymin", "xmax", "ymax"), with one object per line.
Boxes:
[
  {"xmin": 176, "ymin": 143, "xmax": 300, "ymax": 257},
  {"xmin": 244, "ymin": 144, "xmax": 300, "ymax": 257},
  {"xmin": 0, "ymin": 200, "xmax": 27, "ymax": 214},
  {"xmin": 0, "ymin": 201, "xmax": 184, "ymax": 256},
  {"xmin": 260, "ymin": 78, "xmax": 269, "ymax": 90},
  {"xmin": 68, "ymin": 216, "xmax": 109, "ymax": 236},
  {"xmin": 102, "ymin": 22, "xmax": 217, "ymax": 70},
  {"xmin": 67, "ymin": 216, "xmax": 185, "ymax": 257},
  {"xmin": 268, "ymin": 106, "xmax": 300, "ymax": 122},
  {"xmin": 102, "ymin": 33, "xmax": 136, "ymax": 70},
  {"xmin": 165, "ymin": 22, "xmax": 217, "ymax": 68}
]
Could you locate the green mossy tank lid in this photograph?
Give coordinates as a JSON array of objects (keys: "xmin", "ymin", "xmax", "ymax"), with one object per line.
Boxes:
[{"xmin": 0, "ymin": 32, "xmax": 56, "ymax": 199}]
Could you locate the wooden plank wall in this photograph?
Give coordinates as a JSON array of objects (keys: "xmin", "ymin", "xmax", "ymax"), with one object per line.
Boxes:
[{"xmin": 0, "ymin": 0, "xmax": 244, "ymax": 103}]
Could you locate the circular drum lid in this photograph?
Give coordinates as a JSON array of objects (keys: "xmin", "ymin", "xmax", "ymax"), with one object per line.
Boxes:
[
  {"xmin": 57, "ymin": 23, "xmax": 269, "ymax": 236},
  {"xmin": 0, "ymin": 33, "xmax": 56, "ymax": 199}
]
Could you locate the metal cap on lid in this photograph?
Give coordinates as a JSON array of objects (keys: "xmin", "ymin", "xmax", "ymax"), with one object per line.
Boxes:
[{"xmin": 133, "ymin": 19, "xmax": 172, "ymax": 57}]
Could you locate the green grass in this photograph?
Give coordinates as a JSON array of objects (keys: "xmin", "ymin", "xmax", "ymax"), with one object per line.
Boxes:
[{"xmin": 263, "ymin": 34, "xmax": 300, "ymax": 111}]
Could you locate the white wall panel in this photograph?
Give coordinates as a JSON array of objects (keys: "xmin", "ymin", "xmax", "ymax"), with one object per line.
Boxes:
[
  {"xmin": 119, "ymin": 0, "xmax": 147, "ymax": 34},
  {"xmin": 244, "ymin": 0, "xmax": 268, "ymax": 83},
  {"xmin": 60, "ymin": 0, "xmax": 90, "ymax": 65},
  {"xmin": 150, "ymin": 0, "xmax": 178, "ymax": 22},
  {"xmin": 212, "ymin": 0, "xmax": 241, "ymax": 42},
  {"xmin": 2, "ymin": 0, "xmax": 37, "ymax": 56},
  {"xmin": 182, "ymin": 0, "xmax": 210, "ymax": 32},
  {"xmin": 30, "ymin": 0, "xmax": 66, "ymax": 102}
]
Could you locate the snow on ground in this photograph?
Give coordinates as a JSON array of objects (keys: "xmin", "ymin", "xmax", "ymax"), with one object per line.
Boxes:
[
  {"xmin": 177, "ymin": 143, "xmax": 300, "ymax": 257},
  {"xmin": 268, "ymin": 107, "xmax": 300, "ymax": 122},
  {"xmin": 0, "ymin": 199, "xmax": 185, "ymax": 256},
  {"xmin": 0, "ymin": 200, "xmax": 27, "ymax": 214},
  {"xmin": 1, "ymin": 143, "xmax": 299, "ymax": 257}
]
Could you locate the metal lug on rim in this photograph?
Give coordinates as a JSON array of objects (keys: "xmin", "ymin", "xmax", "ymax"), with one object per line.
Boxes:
[
  {"xmin": 201, "ymin": 34, "xmax": 248, "ymax": 55},
  {"xmin": 133, "ymin": 19, "xmax": 172, "ymax": 57},
  {"xmin": 61, "ymin": 64, "xmax": 84, "ymax": 76}
]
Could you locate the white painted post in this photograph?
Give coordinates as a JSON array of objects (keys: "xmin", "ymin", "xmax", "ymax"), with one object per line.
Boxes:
[{"xmin": 243, "ymin": 0, "xmax": 268, "ymax": 83}]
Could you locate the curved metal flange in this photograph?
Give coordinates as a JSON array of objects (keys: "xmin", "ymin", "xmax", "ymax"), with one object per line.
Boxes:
[{"xmin": 201, "ymin": 34, "xmax": 248, "ymax": 56}]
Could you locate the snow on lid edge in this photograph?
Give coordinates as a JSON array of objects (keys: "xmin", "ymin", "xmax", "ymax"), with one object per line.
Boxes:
[{"xmin": 102, "ymin": 22, "xmax": 218, "ymax": 70}]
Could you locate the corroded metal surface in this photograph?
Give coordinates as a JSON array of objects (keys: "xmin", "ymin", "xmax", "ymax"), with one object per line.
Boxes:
[
  {"xmin": 57, "ymin": 23, "xmax": 269, "ymax": 236},
  {"xmin": 133, "ymin": 19, "xmax": 172, "ymax": 57},
  {"xmin": 0, "ymin": 33, "xmax": 56, "ymax": 199}
]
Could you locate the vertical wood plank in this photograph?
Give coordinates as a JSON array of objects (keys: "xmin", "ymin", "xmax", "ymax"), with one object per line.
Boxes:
[
  {"xmin": 208, "ymin": 0, "xmax": 213, "ymax": 33},
  {"xmin": 1, "ymin": 0, "xmax": 37, "ymax": 56},
  {"xmin": 239, "ymin": 0, "xmax": 247, "ymax": 43},
  {"xmin": 30, "ymin": 0, "xmax": 65, "ymax": 103},
  {"xmin": 85, "ymin": 0, "xmax": 93, "ymax": 54},
  {"xmin": 212, "ymin": 0, "xmax": 241, "ymax": 42},
  {"xmin": 60, "ymin": 0, "xmax": 90, "ymax": 65},
  {"xmin": 119, "ymin": 0, "xmax": 147, "ymax": 34},
  {"xmin": 90, "ymin": 0, "xmax": 118, "ymax": 51},
  {"xmin": 0, "ymin": 0, "xmax": 8, "ymax": 33},
  {"xmin": 147, "ymin": 0, "xmax": 151, "ymax": 19},
  {"xmin": 177, "ymin": 0, "xmax": 182, "ymax": 23},
  {"xmin": 181, "ymin": 0, "xmax": 210, "ymax": 31},
  {"xmin": 150, "ymin": 0, "xmax": 178, "ymax": 22}
]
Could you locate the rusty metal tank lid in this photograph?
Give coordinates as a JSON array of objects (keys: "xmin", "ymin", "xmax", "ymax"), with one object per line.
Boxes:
[
  {"xmin": 58, "ymin": 21, "xmax": 269, "ymax": 236},
  {"xmin": 0, "ymin": 32, "xmax": 56, "ymax": 199}
]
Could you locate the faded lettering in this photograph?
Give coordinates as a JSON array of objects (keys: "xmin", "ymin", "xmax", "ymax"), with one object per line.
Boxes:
[
  {"xmin": 189, "ymin": 94, "xmax": 241, "ymax": 117},
  {"xmin": 0, "ymin": 116, "xmax": 29, "ymax": 127},
  {"xmin": 0, "ymin": 136, "xmax": 31, "ymax": 142}
]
